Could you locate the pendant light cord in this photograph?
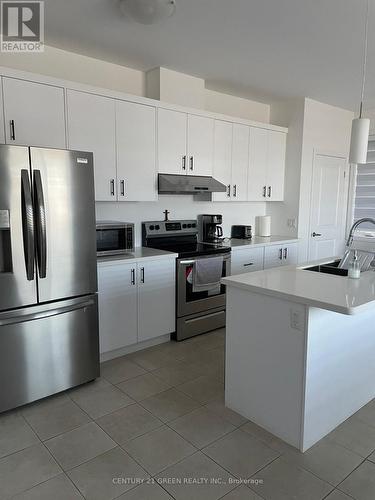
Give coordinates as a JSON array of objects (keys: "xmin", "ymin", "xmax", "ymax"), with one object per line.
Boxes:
[{"xmin": 359, "ymin": 0, "xmax": 370, "ymax": 118}]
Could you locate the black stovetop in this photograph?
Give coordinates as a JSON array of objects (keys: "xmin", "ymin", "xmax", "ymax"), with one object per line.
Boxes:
[{"xmin": 147, "ymin": 241, "xmax": 231, "ymax": 258}]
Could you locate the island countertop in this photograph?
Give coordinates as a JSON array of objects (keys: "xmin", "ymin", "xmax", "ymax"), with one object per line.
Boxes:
[{"xmin": 222, "ymin": 257, "xmax": 375, "ymax": 314}]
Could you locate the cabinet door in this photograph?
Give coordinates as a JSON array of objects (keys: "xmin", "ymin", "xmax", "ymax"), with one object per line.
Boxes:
[
  {"xmin": 137, "ymin": 259, "xmax": 175, "ymax": 342},
  {"xmin": 212, "ymin": 120, "xmax": 232, "ymax": 202},
  {"xmin": 230, "ymin": 247, "xmax": 264, "ymax": 275},
  {"xmin": 3, "ymin": 77, "xmax": 66, "ymax": 148},
  {"xmin": 248, "ymin": 127, "xmax": 268, "ymax": 201},
  {"xmin": 283, "ymin": 243, "xmax": 298, "ymax": 265},
  {"xmin": 0, "ymin": 78, "xmax": 5, "ymax": 144},
  {"xmin": 158, "ymin": 108, "xmax": 187, "ymax": 174},
  {"xmin": 231, "ymin": 124, "xmax": 249, "ymax": 201},
  {"xmin": 67, "ymin": 90, "xmax": 117, "ymax": 201},
  {"xmin": 187, "ymin": 114, "xmax": 214, "ymax": 176},
  {"xmin": 267, "ymin": 130, "xmax": 286, "ymax": 201},
  {"xmin": 116, "ymin": 100, "xmax": 157, "ymax": 201},
  {"xmin": 98, "ymin": 262, "xmax": 137, "ymax": 354},
  {"xmin": 264, "ymin": 245, "xmax": 285, "ymax": 269}
]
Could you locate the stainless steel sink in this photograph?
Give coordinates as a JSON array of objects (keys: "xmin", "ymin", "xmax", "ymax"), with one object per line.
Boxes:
[{"xmin": 303, "ymin": 260, "xmax": 348, "ymax": 277}]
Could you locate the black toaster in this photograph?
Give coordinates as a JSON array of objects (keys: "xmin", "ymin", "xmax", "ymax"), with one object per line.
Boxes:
[{"xmin": 231, "ymin": 225, "xmax": 252, "ymax": 239}]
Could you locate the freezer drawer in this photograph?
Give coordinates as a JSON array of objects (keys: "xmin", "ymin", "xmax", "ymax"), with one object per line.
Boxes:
[{"xmin": 0, "ymin": 295, "xmax": 99, "ymax": 413}]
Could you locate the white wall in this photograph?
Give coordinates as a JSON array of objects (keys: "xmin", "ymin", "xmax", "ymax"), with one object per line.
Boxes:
[
  {"xmin": 205, "ymin": 89, "xmax": 270, "ymax": 123},
  {"xmin": 364, "ymin": 108, "xmax": 375, "ymax": 135},
  {"xmin": 96, "ymin": 197, "xmax": 267, "ymax": 246}
]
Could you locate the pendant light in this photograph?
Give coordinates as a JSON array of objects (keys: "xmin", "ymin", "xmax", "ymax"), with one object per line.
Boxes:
[{"xmin": 349, "ymin": 0, "xmax": 371, "ymax": 164}]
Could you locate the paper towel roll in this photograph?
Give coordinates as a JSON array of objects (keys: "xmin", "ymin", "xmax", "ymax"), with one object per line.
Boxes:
[{"xmin": 258, "ymin": 216, "xmax": 271, "ymax": 237}]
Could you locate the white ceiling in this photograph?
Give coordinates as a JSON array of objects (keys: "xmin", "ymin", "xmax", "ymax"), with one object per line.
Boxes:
[{"xmin": 44, "ymin": 0, "xmax": 375, "ymax": 111}]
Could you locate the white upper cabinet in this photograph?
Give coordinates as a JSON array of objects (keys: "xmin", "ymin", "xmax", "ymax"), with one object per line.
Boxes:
[
  {"xmin": 2, "ymin": 77, "xmax": 66, "ymax": 148},
  {"xmin": 212, "ymin": 120, "xmax": 232, "ymax": 201},
  {"xmin": 0, "ymin": 78, "xmax": 4, "ymax": 144},
  {"xmin": 187, "ymin": 114, "xmax": 214, "ymax": 176},
  {"xmin": 116, "ymin": 100, "xmax": 157, "ymax": 201},
  {"xmin": 248, "ymin": 127, "xmax": 286, "ymax": 202},
  {"xmin": 67, "ymin": 90, "xmax": 117, "ymax": 201},
  {"xmin": 158, "ymin": 108, "xmax": 187, "ymax": 174},
  {"xmin": 231, "ymin": 124, "xmax": 249, "ymax": 201}
]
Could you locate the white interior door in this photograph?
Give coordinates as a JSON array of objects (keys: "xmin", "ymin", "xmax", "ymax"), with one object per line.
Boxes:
[
  {"xmin": 212, "ymin": 120, "xmax": 232, "ymax": 201},
  {"xmin": 308, "ymin": 154, "xmax": 348, "ymax": 261},
  {"xmin": 157, "ymin": 108, "xmax": 187, "ymax": 174}
]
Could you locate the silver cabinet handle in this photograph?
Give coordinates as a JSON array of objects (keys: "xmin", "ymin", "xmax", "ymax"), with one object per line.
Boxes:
[
  {"xmin": 233, "ymin": 184, "xmax": 237, "ymax": 197},
  {"xmin": 243, "ymin": 262, "xmax": 254, "ymax": 267},
  {"xmin": 263, "ymin": 186, "xmax": 267, "ymax": 197},
  {"xmin": 312, "ymin": 232, "xmax": 322, "ymax": 237},
  {"xmin": 120, "ymin": 179, "xmax": 125, "ymax": 197},
  {"xmin": 140, "ymin": 267, "xmax": 145, "ymax": 283},
  {"xmin": 110, "ymin": 179, "xmax": 115, "ymax": 196},
  {"xmin": 227, "ymin": 184, "xmax": 231, "ymax": 197},
  {"xmin": 131, "ymin": 268, "xmax": 136, "ymax": 285},
  {"xmin": 268, "ymin": 186, "xmax": 272, "ymax": 198},
  {"xmin": 283, "ymin": 248, "xmax": 288, "ymax": 259},
  {"xmin": 278, "ymin": 248, "xmax": 283, "ymax": 260},
  {"xmin": 189, "ymin": 156, "xmax": 194, "ymax": 171},
  {"xmin": 10, "ymin": 120, "xmax": 15, "ymax": 141},
  {"xmin": 182, "ymin": 155, "xmax": 186, "ymax": 171}
]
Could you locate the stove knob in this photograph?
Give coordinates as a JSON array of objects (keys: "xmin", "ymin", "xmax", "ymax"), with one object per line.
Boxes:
[
  {"xmin": 182, "ymin": 224, "xmax": 187, "ymax": 228},
  {"xmin": 155, "ymin": 224, "xmax": 160, "ymax": 230},
  {"xmin": 149, "ymin": 225, "xmax": 155, "ymax": 230},
  {"xmin": 187, "ymin": 224, "xmax": 192, "ymax": 228},
  {"xmin": 192, "ymin": 223, "xmax": 196, "ymax": 228}
]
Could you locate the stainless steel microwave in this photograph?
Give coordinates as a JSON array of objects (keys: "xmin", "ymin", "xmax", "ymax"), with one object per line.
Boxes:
[{"xmin": 96, "ymin": 221, "xmax": 135, "ymax": 256}]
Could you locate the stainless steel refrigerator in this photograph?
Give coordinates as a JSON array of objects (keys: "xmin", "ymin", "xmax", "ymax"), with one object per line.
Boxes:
[{"xmin": 0, "ymin": 145, "xmax": 99, "ymax": 413}]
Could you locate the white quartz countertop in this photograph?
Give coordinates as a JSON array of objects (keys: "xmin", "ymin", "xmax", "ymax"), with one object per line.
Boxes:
[
  {"xmin": 97, "ymin": 247, "xmax": 178, "ymax": 265},
  {"xmin": 219, "ymin": 236, "xmax": 299, "ymax": 250},
  {"xmin": 222, "ymin": 257, "xmax": 375, "ymax": 315}
]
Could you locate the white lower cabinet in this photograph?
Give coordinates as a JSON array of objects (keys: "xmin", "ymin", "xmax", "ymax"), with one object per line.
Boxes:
[
  {"xmin": 264, "ymin": 242, "xmax": 298, "ymax": 269},
  {"xmin": 98, "ymin": 257, "xmax": 175, "ymax": 355},
  {"xmin": 230, "ymin": 247, "xmax": 264, "ymax": 275}
]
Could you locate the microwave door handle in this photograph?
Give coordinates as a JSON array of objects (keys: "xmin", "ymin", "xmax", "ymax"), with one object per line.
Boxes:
[
  {"xmin": 33, "ymin": 170, "xmax": 47, "ymax": 278},
  {"xmin": 21, "ymin": 169, "xmax": 35, "ymax": 281}
]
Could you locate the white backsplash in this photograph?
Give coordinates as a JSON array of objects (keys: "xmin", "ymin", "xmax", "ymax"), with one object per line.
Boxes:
[{"xmin": 96, "ymin": 196, "xmax": 267, "ymax": 246}]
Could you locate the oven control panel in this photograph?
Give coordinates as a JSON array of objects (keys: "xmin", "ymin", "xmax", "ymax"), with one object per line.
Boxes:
[{"xmin": 143, "ymin": 220, "xmax": 197, "ymax": 237}]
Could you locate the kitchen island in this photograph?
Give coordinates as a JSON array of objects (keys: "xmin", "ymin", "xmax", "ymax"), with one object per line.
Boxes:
[{"xmin": 222, "ymin": 259, "xmax": 375, "ymax": 452}]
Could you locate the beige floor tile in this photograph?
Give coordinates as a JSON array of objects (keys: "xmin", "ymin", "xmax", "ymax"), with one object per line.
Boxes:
[
  {"xmin": 327, "ymin": 415, "xmax": 375, "ymax": 457},
  {"xmin": 68, "ymin": 447, "xmax": 148, "ymax": 500},
  {"xmin": 156, "ymin": 451, "xmax": 236, "ymax": 500},
  {"xmin": 177, "ymin": 374, "xmax": 224, "ymax": 403},
  {"xmin": 325, "ymin": 490, "xmax": 356, "ymax": 500},
  {"xmin": 203, "ymin": 429, "xmax": 279, "ymax": 479},
  {"xmin": 221, "ymin": 485, "xmax": 263, "ymax": 499},
  {"xmin": 204, "ymin": 396, "xmax": 248, "ymax": 427},
  {"xmin": 0, "ymin": 443, "xmax": 61, "ymax": 498},
  {"xmin": 45, "ymin": 422, "xmax": 116, "ymax": 470},
  {"xmin": 116, "ymin": 482, "xmax": 173, "ymax": 499},
  {"xmin": 101, "ymin": 357, "xmax": 147, "ymax": 384},
  {"xmin": 339, "ymin": 460, "xmax": 375, "ymax": 500},
  {"xmin": 128, "ymin": 348, "xmax": 175, "ymax": 371},
  {"xmin": 178, "ymin": 346, "xmax": 224, "ymax": 365},
  {"xmin": 169, "ymin": 407, "xmax": 235, "ymax": 448},
  {"xmin": 250, "ymin": 457, "xmax": 333, "ymax": 500},
  {"xmin": 96, "ymin": 404, "xmax": 163, "ymax": 445},
  {"xmin": 152, "ymin": 359, "xmax": 205, "ymax": 386},
  {"xmin": 283, "ymin": 438, "xmax": 364, "ymax": 486},
  {"xmin": 22, "ymin": 394, "xmax": 90, "ymax": 440},
  {"xmin": 0, "ymin": 412, "xmax": 38, "ymax": 459},
  {"xmin": 12, "ymin": 473, "xmax": 83, "ymax": 499},
  {"xmin": 70, "ymin": 379, "xmax": 134, "ymax": 419},
  {"xmin": 123, "ymin": 426, "xmax": 196, "ymax": 475},
  {"xmin": 117, "ymin": 372, "xmax": 172, "ymax": 401},
  {"xmin": 140, "ymin": 388, "xmax": 200, "ymax": 422},
  {"xmin": 240, "ymin": 420, "xmax": 295, "ymax": 454}
]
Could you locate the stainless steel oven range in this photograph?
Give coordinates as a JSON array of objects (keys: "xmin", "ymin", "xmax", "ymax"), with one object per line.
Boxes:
[{"xmin": 142, "ymin": 220, "xmax": 231, "ymax": 341}]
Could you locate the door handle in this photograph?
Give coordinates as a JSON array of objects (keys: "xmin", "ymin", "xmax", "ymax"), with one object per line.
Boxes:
[
  {"xmin": 268, "ymin": 186, "xmax": 272, "ymax": 198},
  {"xmin": 278, "ymin": 248, "xmax": 283, "ymax": 260},
  {"xmin": 233, "ymin": 184, "xmax": 237, "ymax": 197},
  {"xmin": 140, "ymin": 267, "xmax": 145, "ymax": 283},
  {"xmin": 131, "ymin": 268, "xmax": 136, "ymax": 285},
  {"xmin": 10, "ymin": 120, "xmax": 15, "ymax": 141},
  {"xmin": 120, "ymin": 179, "xmax": 125, "ymax": 197},
  {"xmin": 243, "ymin": 262, "xmax": 254, "ymax": 267},
  {"xmin": 110, "ymin": 179, "xmax": 115, "ymax": 196},
  {"xmin": 189, "ymin": 156, "xmax": 194, "ymax": 171},
  {"xmin": 312, "ymin": 232, "xmax": 322, "ymax": 237},
  {"xmin": 182, "ymin": 155, "xmax": 186, "ymax": 171},
  {"xmin": 21, "ymin": 169, "xmax": 35, "ymax": 281},
  {"xmin": 283, "ymin": 247, "xmax": 288, "ymax": 259},
  {"xmin": 263, "ymin": 186, "xmax": 267, "ymax": 197},
  {"xmin": 33, "ymin": 170, "xmax": 47, "ymax": 279},
  {"xmin": 227, "ymin": 184, "xmax": 231, "ymax": 197}
]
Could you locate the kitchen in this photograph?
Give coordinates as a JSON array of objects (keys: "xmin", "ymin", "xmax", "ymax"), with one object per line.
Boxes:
[{"xmin": 0, "ymin": 1, "xmax": 375, "ymax": 499}]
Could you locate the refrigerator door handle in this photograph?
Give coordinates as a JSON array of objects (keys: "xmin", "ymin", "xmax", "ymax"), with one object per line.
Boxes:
[
  {"xmin": 0, "ymin": 297, "xmax": 95, "ymax": 326},
  {"xmin": 33, "ymin": 170, "xmax": 47, "ymax": 278},
  {"xmin": 21, "ymin": 169, "xmax": 35, "ymax": 281}
]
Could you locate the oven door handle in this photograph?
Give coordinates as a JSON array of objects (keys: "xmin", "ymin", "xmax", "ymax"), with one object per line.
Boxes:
[{"xmin": 179, "ymin": 256, "xmax": 231, "ymax": 265}]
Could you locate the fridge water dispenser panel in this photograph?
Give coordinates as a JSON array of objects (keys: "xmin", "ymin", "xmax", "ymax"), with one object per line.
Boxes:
[{"xmin": 0, "ymin": 210, "xmax": 12, "ymax": 273}]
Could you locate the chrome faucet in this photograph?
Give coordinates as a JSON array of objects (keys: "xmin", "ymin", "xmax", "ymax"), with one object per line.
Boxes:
[{"xmin": 346, "ymin": 218, "xmax": 375, "ymax": 247}]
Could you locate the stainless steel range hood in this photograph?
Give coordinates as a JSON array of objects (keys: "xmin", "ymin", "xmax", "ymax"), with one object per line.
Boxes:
[{"xmin": 158, "ymin": 174, "xmax": 227, "ymax": 195}]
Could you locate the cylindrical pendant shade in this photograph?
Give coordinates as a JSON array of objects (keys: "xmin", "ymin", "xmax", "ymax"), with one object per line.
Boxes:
[{"xmin": 349, "ymin": 118, "xmax": 370, "ymax": 164}]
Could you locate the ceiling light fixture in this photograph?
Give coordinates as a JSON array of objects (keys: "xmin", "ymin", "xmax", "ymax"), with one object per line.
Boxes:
[
  {"xmin": 119, "ymin": 0, "xmax": 176, "ymax": 25},
  {"xmin": 349, "ymin": 0, "xmax": 371, "ymax": 164}
]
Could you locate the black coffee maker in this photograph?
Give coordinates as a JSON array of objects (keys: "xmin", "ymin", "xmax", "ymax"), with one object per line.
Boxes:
[{"xmin": 198, "ymin": 214, "xmax": 224, "ymax": 242}]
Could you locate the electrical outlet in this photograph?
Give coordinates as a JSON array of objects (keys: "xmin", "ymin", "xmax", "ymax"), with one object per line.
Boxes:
[
  {"xmin": 287, "ymin": 218, "xmax": 297, "ymax": 229},
  {"xmin": 290, "ymin": 309, "xmax": 303, "ymax": 331}
]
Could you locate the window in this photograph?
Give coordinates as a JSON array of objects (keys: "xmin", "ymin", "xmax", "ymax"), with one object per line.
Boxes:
[{"xmin": 352, "ymin": 137, "xmax": 375, "ymax": 235}]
